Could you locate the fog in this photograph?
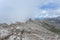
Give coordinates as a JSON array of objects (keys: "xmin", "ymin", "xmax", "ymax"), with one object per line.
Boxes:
[
  {"xmin": 0, "ymin": 0, "xmax": 39, "ymax": 23},
  {"xmin": 0, "ymin": 0, "xmax": 60, "ymax": 23}
]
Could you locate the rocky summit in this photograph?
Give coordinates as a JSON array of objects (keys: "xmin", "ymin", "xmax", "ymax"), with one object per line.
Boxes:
[{"xmin": 0, "ymin": 19, "xmax": 60, "ymax": 40}]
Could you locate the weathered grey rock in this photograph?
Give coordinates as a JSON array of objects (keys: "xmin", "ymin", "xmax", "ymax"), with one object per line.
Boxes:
[
  {"xmin": 0, "ymin": 26, "xmax": 12, "ymax": 40},
  {"xmin": 0, "ymin": 20, "xmax": 60, "ymax": 40}
]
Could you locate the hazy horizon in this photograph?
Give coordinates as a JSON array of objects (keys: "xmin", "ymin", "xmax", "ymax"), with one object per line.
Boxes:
[{"xmin": 0, "ymin": 0, "xmax": 60, "ymax": 23}]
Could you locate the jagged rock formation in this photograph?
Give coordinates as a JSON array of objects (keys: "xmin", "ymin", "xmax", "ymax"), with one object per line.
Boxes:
[
  {"xmin": 0, "ymin": 24, "xmax": 12, "ymax": 40},
  {"xmin": 0, "ymin": 19, "xmax": 60, "ymax": 40}
]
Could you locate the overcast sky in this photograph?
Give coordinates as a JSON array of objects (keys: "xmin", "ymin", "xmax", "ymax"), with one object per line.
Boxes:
[{"xmin": 0, "ymin": 0, "xmax": 60, "ymax": 23}]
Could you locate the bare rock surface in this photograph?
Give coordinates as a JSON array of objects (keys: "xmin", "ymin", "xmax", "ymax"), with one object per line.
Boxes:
[
  {"xmin": 0, "ymin": 20, "xmax": 60, "ymax": 40},
  {"xmin": 0, "ymin": 25, "xmax": 12, "ymax": 40}
]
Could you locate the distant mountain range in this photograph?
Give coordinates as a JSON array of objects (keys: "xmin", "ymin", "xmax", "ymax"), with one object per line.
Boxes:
[
  {"xmin": 35, "ymin": 16, "xmax": 60, "ymax": 29},
  {"xmin": 35, "ymin": 16, "xmax": 60, "ymax": 20}
]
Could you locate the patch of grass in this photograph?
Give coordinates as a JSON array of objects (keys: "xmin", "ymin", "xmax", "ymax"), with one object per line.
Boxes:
[
  {"xmin": 43, "ymin": 22, "xmax": 60, "ymax": 34},
  {"xmin": 50, "ymin": 27, "xmax": 60, "ymax": 34},
  {"xmin": 42, "ymin": 22, "xmax": 55, "ymax": 29}
]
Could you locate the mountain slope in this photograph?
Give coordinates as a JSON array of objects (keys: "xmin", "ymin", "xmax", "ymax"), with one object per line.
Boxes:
[{"xmin": 0, "ymin": 19, "xmax": 60, "ymax": 40}]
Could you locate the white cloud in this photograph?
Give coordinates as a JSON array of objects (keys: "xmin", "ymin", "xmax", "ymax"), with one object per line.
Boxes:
[
  {"xmin": 0, "ymin": 0, "xmax": 40, "ymax": 23},
  {"xmin": 41, "ymin": 10, "xmax": 48, "ymax": 14},
  {"xmin": 0, "ymin": 0, "xmax": 60, "ymax": 23}
]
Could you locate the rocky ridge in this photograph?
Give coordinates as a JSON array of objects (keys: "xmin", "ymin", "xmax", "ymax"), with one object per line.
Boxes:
[{"xmin": 0, "ymin": 19, "xmax": 60, "ymax": 40}]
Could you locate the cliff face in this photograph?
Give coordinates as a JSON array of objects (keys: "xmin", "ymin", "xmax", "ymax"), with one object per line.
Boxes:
[{"xmin": 0, "ymin": 20, "xmax": 60, "ymax": 40}]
